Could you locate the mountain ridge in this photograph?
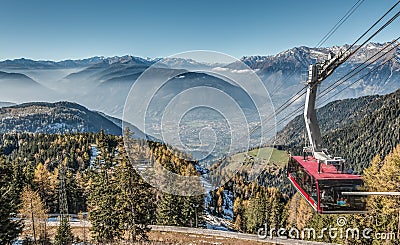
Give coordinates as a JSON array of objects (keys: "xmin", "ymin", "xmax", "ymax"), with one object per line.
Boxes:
[
  {"xmin": 0, "ymin": 101, "xmax": 122, "ymax": 135},
  {"xmin": 1, "ymin": 41, "xmax": 399, "ymax": 120}
]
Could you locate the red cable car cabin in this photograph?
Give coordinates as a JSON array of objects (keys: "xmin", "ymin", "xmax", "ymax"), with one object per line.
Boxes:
[
  {"xmin": 285, "ymin": 61, "xmax": 368, "ymax": 214},
  {"xmin": 287, "ymin": 155, "xmax": 366, "ymax": 214}
]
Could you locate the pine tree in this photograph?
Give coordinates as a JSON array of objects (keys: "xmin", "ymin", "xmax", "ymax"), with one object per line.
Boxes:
[
  {"xmin": 54, "ymin": 218, "xmax": 73, "ymax": 245},
  {"xmin": 233, "ymin": 197, "xmax": 244, "ymax": 231},
  {"xmin": 88, "ymin": 132, "xmax": 122, "ymax": 244},
  {"xmin": 363, "ymin": 144, "xmax": 400, "ymax": 239},
  {"xmin": 115, "ymin": 142, "xmax": 155, "ymax": 242},
  {"xmin": 54, "ymin": 158, "xmax": 73, "ymax": 245},
  {"xmin": 180, "ymin": 194, "xmax": 205, "ymax": 228},
  {"xmin": 33, "ymin": 162, "xmax": 56, "ymax": 212},
  {"xmin": 0, "ymin": 157, "xmax": 22, "ymax": 243},
  {"xmin": 217, "ymin": 187, "xmax": 224, "ymax": 215},
  {"xmin": 156, "ymin": 192, "xmax": 205, "ymax": 227},
  {"xmin": 19, "ymin": 186, "xmax": 49, "ymax": 243},
  {"xmin": 286, "ymin": 192, "xmax": 313, "ymax": 231},
  {"xmin": 156, "ymin": 192, "xmax": 181, "ymax": 226},
  {"xmin": 244, "ymin": 193, "xmax": 265, "ymax": 233},
  {"xmin": 88, "ymin": 169, "xmax": 122, "ymax": 243}
]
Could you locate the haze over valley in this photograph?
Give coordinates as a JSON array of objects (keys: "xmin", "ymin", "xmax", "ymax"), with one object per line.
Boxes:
[{"xmin": 1, "ymin": 42, "xmax": 399, "ymax": 118}]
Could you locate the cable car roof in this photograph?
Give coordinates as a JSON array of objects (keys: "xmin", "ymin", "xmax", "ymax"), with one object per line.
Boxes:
[{"xmin": 292, "ymin": 155, "xmax": 362, "ymax": 180}]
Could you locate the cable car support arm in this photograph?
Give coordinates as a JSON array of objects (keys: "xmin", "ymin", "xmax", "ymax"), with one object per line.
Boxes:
[{"xmin": 304, "ymin": 52, "xmax": 348, "ymax": 163}]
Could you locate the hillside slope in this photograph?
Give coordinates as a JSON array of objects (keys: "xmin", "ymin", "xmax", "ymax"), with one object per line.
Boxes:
[
  {"xmin": 0, "ymin": 101, "xmax": 122, "ymax": 135},
  {"xmin": 0, "ymin": 102, "xmax": 16, "ymax": 108},
  {"xmin": 0, "ymin": 71, "xmax": 56, "ymax": 102}
]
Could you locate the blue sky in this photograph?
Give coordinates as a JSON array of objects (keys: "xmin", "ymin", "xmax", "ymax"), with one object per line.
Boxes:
[{"xmin": 0, "ymin": 0, "xmax": 399, "ymax": 61}]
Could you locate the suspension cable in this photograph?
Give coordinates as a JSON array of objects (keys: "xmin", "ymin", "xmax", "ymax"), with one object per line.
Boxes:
[
  {"xmin": 316, "ymin": 0, "xmax": 365, "ymax": 48},
  {"xmin": 247, "ymin": 1, "xmax": 400, "ymax": 141},
  {"xmin": 319, "ymin": 38, "xmax": 400, "ymax": 101}
]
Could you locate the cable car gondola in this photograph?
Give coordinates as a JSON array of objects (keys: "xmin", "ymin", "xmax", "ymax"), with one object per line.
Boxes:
[
  {"xmin": 287, "ymin": 155, "xmax": 366, "ymax": 214},
  {"xmin": 287, "ymin": 60, "xmax": 367, "ymax": 214}
]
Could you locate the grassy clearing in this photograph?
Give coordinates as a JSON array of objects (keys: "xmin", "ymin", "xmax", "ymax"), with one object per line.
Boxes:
[
  {"xmin": 248, "ymin": 147, "xmax": 289, "ymax": 168},
  {"xmin": 218, "ymin": 147, "xmax": 288, "ymax": 177}
]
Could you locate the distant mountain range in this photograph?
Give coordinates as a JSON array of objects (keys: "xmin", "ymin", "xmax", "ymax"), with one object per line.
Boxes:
[
  {"xmin": 1, "ymin": 42, "xmax": 399, "ymax": 155},
  {"xmin": 0, "ymin": 57, "xmax": 105, "ymax": 69},
  {"xmin": 0, "ymin": 42, "xmax": 398, "ymax": 121},
  {"xmin": 243, "ymin": 43, "xmax": 400, "ymax": 106}
]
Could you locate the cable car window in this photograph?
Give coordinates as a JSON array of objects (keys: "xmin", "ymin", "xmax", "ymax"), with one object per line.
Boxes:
[
  {"xmin": 318, "ymin": 179, "xmax": 366, "ymax": 211},
  {"xmin": 288, "ymin": 158, "xmax": 318, "ymax": 204},
  {"xmin": 288, "ymin": 158, "xmax": 298, "ymax": 177}
]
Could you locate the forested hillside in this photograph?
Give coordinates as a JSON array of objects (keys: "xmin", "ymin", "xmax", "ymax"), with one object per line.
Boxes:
[
  {"xmin": 0, "ymin": 131, "xmax": 204, "ymax": 244},
  {"xmin": 1, "ymin": 129, "xmax": 399, "ymax": 244},
  {"xmin": 0, "ymin": 102, "xmax": 122, "ymax": 135}
]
